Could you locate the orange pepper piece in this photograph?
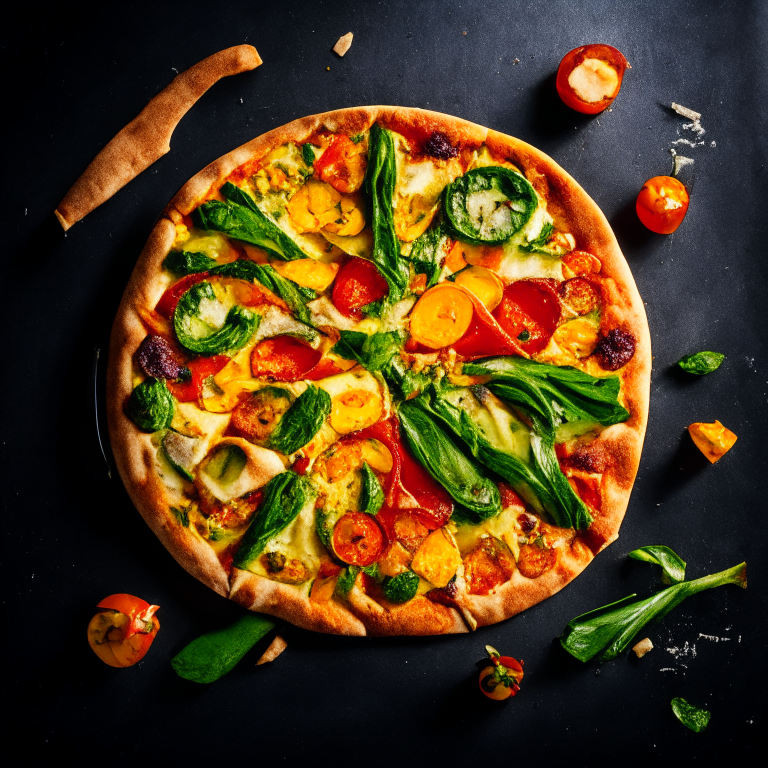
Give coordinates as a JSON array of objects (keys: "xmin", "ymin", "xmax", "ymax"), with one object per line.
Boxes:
[{"xmin": 688, "ymin": 420, "xmax": 737, "ymax": 463}]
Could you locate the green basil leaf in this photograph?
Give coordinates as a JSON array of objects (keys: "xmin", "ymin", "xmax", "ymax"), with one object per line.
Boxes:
[
  {"xmin": 628, "ymin": 545, "xmax": 687, "ymax": 583},
  {"xmin": 301, "ymin": 143, "xmax": 317, "ymax": 165},
  {"xmin": 519, "ymin": 221, "xmax": 554, "ymax": 254},
  {"xmin": 677, "ymin": 351, "xmax": 725, "ymax": 375},
  {"xmin": 409, "ymin": 224, "xmax": 449, "ymax": 288},
  {"xmin": 127, "ymin": 378, "xmax": 175, "ymax": 432},
  {"xmin": 382, "ymin": 571, "xmax": 420, "ymax": 603},
  {"xmin": 335, "ymin": 567, "xmax": 359, "ymax": 597},
  {"xmin": 359, "ymin": 462, "xmax": 384, "ymax": 515},
  {"xmin": 163, "ymin": 250, "xmax": 218, "ymax": 275},
  {"xmin": 266, "ymin": 385, "xmax": 331, "ymax": 455},
  {"xmin": 671, "ymin": 698, "xmax": 711, "ymax": 733}
]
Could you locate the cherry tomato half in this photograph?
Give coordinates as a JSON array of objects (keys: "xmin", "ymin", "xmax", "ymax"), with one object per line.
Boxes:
[
  {"xmin": 636, "ymin": 175, "xmax": 690, "ymax": 234},
  {"xmin": 332, "ymin": 257, "xmax": 389, "ymax": 317},
  {"xmin": 87, "ymin": 594, "xmax": 160, "ymax": 668},
  {"xmin": 332, "ymin": 512, "xmax": 384, "ymax": 566},
  {"xmin": 493, "ymin": 279, "xmax": 561, "ymax": 354},
  {"xmin": 478, "ymin": 645, "xmax": 524, "ymax": 701},
  {"xmin": 556, "ymin": 44, "xmax": 629, "ymax": 114},
  {"xmin": 251, "ymin": 335, "xmax": 323, "ymax": 381}
]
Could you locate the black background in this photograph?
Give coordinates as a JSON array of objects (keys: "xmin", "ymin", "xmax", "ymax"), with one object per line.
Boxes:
[{"xmin": 5, "ymin": 0, "xmax": 766, "ymax": 762}]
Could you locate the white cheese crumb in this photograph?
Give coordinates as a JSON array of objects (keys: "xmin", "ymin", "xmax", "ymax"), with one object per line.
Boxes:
[
  {"xmin": 672, "ymin": 102, "xmax": 701, "ymax": 121},
  {"xmin": 333, "ymin": 32, "xmax": 354, "ymax": 57},
  {"xmin": 697, "ymin": 633, "xmax": 731, "ymax": 642},
  {"xmin": 632, "ymin": 638, "xmax": 654, "ymax": 658}
]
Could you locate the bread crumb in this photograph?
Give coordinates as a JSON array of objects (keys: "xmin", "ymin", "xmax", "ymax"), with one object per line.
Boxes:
[
  {"xmin": 672, "ymin": 103, "xmax": 701, "ymax": 121},
  {"xmin": 333, "ymin": 32, "xmax": 353, "ymax": 57},
  {"xmin": 632, "ymin": 638, "xmax": 654, "ymax": 658},
  {"xmin": 256, "ymin": 633, "xmax": 288, "ymax": 665}
]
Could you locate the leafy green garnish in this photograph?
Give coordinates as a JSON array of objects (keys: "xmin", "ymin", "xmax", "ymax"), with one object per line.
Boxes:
[
  {"xmin": 335, "ymin": 567, "xmax": 358, "ymax": 597},
  {"xmin": 126, "ymin": 378, "xmax": 175, "ymax": 432},
  {"xmin": 173, "ymin": 281, "xmax": 260, "ymax": 356},
  {"xmin": 170, "ymin": 506, "xmax": 190, "ymax": 527},
  {"xmin": 677, "ymin": 351, "xmax": 725, "ymax": 376},
  {"xmin": 628, "ymin": 545, "xmax": 687, "ymax": 583},
  {"xmin": 560, "ymin": 561, "xmax": 747, "ymax": 662},
  {"xmin": 314, "ymin": 508, "xmax": 333, "ymax": 549},
  {"xmin": 671, "ymin": 698, "xmax": 711, "ymax": 733},
  {"xmin": 363, "ymin": 124, "xmax": 409, "ymax": 309},
  {"xmin": 163, "ymin": 250, "xmax": 217, "ymax": 275},
  {"xmin": 350, "ymin": 133, "xmax": 365, "ymax": 144},
  {"xmin": 171, "ymin": 613, "xmax": 276, "ymax": 684},
  {"xmin": 399, "ymin": 400, "xmax": 501, "ymax": 518},
  {"xmin": 266, "ymin": 385, "xmax": 331, "ymax": 455},
  {"xmin": 234, "ymin": 473, "xmax": 316, "ymax": 569},
  {"xmin": 359, "ymin": 462, "xmax": 384, "ymax": 515},
  {"xmin": 382, "ymin": 571, "xmax": 420, "ymax": 603},
  {"xmin": 301, "ymin": 143, "xmax": 317, "ymax": 165},
  {"xmin": 519, "ymin": 221, "xmax": 554, "ymax": 254},
  {"xmin": 409, "ymin": 224, "xmax": 449, "ymax": 288}
]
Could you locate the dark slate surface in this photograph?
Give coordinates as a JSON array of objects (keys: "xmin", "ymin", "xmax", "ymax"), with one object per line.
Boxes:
[{"xmin": 6, "ymin": 0, "xmax": 766, "ymax": 761}]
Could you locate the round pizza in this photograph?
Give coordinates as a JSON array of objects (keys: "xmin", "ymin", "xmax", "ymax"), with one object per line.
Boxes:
[{"xmin": 107, "ymin": 106, "xmax": 651, "ymax": 636}]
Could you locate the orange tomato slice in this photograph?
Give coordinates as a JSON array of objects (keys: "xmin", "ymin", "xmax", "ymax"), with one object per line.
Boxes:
[{"xmin": 409, "ymin": 283, "xmax": 474, "ymax": 349}]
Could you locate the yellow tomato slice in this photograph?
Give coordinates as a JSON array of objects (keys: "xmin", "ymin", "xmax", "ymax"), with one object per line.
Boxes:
[
  {"xmin": 453, "ymin": 266, "xmax": 504, "ymax": 312},
  {"xmin": 271, "ymin": 259, "xmax": 340, "ymax": 292},
  {"xmin": 688, "ymin": 421, "xmax": 737, "ymax": 463},
  {"xmin": 409, "ymin": 283, "xmax": 474, "ymax": 349},
  {"xmin": 330, "ymin": 390, "xmax": 384, "ymax": 434}
]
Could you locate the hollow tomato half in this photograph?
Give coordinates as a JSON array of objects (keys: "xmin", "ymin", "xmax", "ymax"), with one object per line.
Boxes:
[
  {"xmin": 87, "ymin": 594, "xmax": 160, "ymax": 668},
  {"xmin": 478, "ymin": 645, "xmax": 524, "ymax": 701},
  {"xmin": 556, "ymin": 44, "xmax": 629, "ymax": 114},
  {"xmin": 636, "ymin": 175, "xmax": 690, "ymax": 234},
  {"xmin": 331, "ymin": 257, "xmax": 389, "ymax": 317}
]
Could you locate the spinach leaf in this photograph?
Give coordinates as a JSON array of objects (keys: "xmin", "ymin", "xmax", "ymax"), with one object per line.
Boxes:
[
  {"xmin": 173, "ymin": 281, "xmax": 260, "ymax": 356},
  {"xmin": 315, "ymin": 508, "xmax": 333, "ymax": 549},
  {"xmin": 677, "ymin": 350, "xmax": 725, "ymax": 376},
  {"xmin": 193, "ymin": 182, "xmax": 307, "ymax": 261},
  {"xmin": 331, "ymin": 330, "xmax": 369, "ymax": 362},
  {"xmin": 671, "ymin": 698, "xmax": 711, "ymax": 733},
  {"xmin": 127, "ymin": 378, "xmax": 175, "ymax": 432},
  {"xmin": 382, "ymin": 571, "xmax": 420, "ymax": 603},
  {"xmin": 163, "ymin": 250, "xmax": 217, "ymax": 275},
  {"xmin": 363, "ymin": 124, "xmax": 410, "ymax": 307},
  {"xmin": 443, "ymin": 167, "xmax": 538, "ymax": 245},
  {"xmin": 519, "ymin": 221, "xmax": 554, "ymax": 254},
  {"xmin": 335, "ymin": 567, "xmax": 358, "ymax": 597},
  {"xmin": 234, "ymin": 472, "xmax": 316, "ymax": 569},
  {"xmin": 560, "ymin": 561, "xmax": 747, "ymax": 662},
  {"xmin": 409, "ymin": 224, "xmax": 449, "ymax": 288},
  {"xmin": 301, "ymin": 143, "xmax": 317, "ymax": 165},
  {"xmin": 171, "ymin": 613, "xmax": 276, "ymax": 684},
  {"xmin": 266, "ymin": 385, "xmax": 331, "ymax": 455},
  {"xmin": 628, "ymin": 545, "xmax": 687, "ymax": 583},
  {"xmin": 398, "ymin": 400, "xmax": 500, "ymax": 518},
  {"xmin": 359, "ymin": 462, "xmax": 384, "ymax": 515},
  {"xmin": 210, "ymin": 260, "xmax": 316, "ymax": 325}
]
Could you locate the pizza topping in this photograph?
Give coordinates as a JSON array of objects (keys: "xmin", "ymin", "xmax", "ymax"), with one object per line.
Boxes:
[
  {"xmin": 251, "ymin": 336, "xmax": 323, "ymax": 381},
  {"xmin": 558, "ymin": 278, "xmax": 600, "ymax": 316},
  {"xmin": 261, "ymin": 551, "xmax": 311, "ymax": 584},
  {"xmin": 443, "ymin": 167, "xmax": 538, "ymax": 245},
  {"xmin": 493, "ymin": 278, "xmax": 561, "ymax": 354},
  {"xmin": 410, "ymin": 528, "xmax": 462, "ymax": 587},
  {"xmin": 595, "ymin": 328, "xmax": 636, "ymax": 371},
  {"xmin": 556, "ymin": 44, "xmax": 629, "ymax": 114},
  {"xmin": 359, "ymin": 461, "xmax": 385, "ymax": 515},
  {"xmin": 136, "ymin": 335, "xmax": 187, "ymax": 380},
  {"xmin": 331, "ymin": 256, "xmax": 390, "ymax": 317},
  {"xmin": 478, "ymin": 645, "xmax": 524, "ymax": 701},
  {"xmin": 561, "ymin": 250, "xmax": 602, "ymax": 279},
  {"xmin": 677, "ymin": 350, "xmax": 725, "ymax": 375},
  {"xmin": 229, "ymin": 386, "xmax": 294, "ymax": 444},
  {"xmin": 127, "ymin": 378, "xmax": 175, "ymax": 432},
  {"xmin": 549, "ymin": 318, "xmax": 600, "ymax": 360},
  {"xmin": 409, "ymin": 284, "xmax": 474, "ymax": 349},
  {"xmin": 286, "ymin": 180, "xmax": 365, "ymax": 237},
  {"xmin": 87, "ymin": 595, "xmax": 160, "ymax": 668},
  {"xmin": 162, "ymin": 430, "xmax": 205, "ymax": 481},
  {"xmin": 382, "ymin": 571, "xmax": 420, "ymax": 603},
  {"xmin": 271, "ymin": 259, "xmax": 339, "ymax": 292},
  {"xmin": 266, "ymin": 385, "xmax": 332, "ymax": 455},
  {"xmin": 332, "ymin": 511, "xmax": 384, "ymax": 566},
  {"xmin": 516, "ymin": 542, "xmax": 556, "ymax": 579},
  {"xmin": 167, "ymin": 355, "xmax": 229, "ymax": 403},
  {"xmin": 688, "ymin": 420, "xmax": 737, "ymax": 463},
  {"xmin": 329, "ymin": 388, "xmax": 385, "ymax": 434},
  {"xmin": 636, "ymin": 175, "xmax": 690, "ymax": 234},
  {"xmin": 452, "ymin": 266, "xmax": 504, "ymax": 312},
  {"xmin": 423, "ymin": 131, "xmax": 459, "ymax": 160},
  {"xmin": 313, "ymin": 134, "xmax": 367, "ymax": 194},
  {"xmin": 464, "ymin": 536, "xmax": 516, "ymax": 595}
]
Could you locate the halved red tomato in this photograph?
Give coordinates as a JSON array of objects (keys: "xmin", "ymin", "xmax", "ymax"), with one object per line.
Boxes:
[
  {"xmin": 331, "ymin": 257, "xmax": 389, "ymax": 317},
  {"xmin": 251, "ymin": 336, "xmax": 323, "ymax": 381},
  {"xmin": 166, "ymin": 355, "xmax": 229, "ymax": 402},
  {"xmin": 556, "ymin": 44, "xmax": 629, "ymax": 114},
  {"xmin": 493, "ymin": 279, "xmax": 561, "ymax": 354},
  {"xmin": 87, "ymin": 594, "xmax": 160, "ymax": 668}
]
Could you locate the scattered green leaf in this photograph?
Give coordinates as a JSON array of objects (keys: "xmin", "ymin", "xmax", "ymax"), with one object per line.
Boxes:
[
  {"xmin": 671, "ymin": 698, "xmax": 711, "ymax": 732},
  {"xmin": 677, "ymin": 351, "xmax": 725, "ymax": 376},
  {"xmin": 628, "ymin": 545, "xmax": 687, "ymax": 583}
]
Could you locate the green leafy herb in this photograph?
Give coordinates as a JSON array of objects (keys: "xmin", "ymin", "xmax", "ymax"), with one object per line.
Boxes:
[
  {"xmin": 519, "ymin": 221, "xmax": 554, "ymax": 254},
  {"xmin": 443, "ymin": 167, "xmax": 538, "ymax": 245},
  {"xmin": 315, "ymin": 508, "xmax": 333, "ymax": 549},
  {"xmin": 234, "ymin": 472, "xmax": 316, "ymax": 569},
  {"xmin": 628, "ymin": 545, "xmax": 687, "ymax": 583},
  {"xmin": 382, "ymin": 571, "xmax": 420, "ymax": 603},
  {"xmin": 359, "ymin": 462, "xmax": 384, "ymax": 515},
  {"xmin": 266, "ymin": 385, "xmax": 331, "ymax": 455},
  {"xmin": 560, "ymin": 561, "xmax": 747, "ymax": 662},
  {"xmin": 171, "ymin": 613, "xmax": 276, "ymax": 683},
  {"xmin": 410, "ymin": 224, "xmax": 449, "ymax": 288},
  {"xmin": 163, "ymin": 250, "xmax": 217, "ymax": 275},
  {"xmin": 671, "ymin": 698, "xmax": 711, "ymax": 733},
  {"xmin": 677, "ymin": 351, "xmax": 725, "ymax": 376},
  {"xmin": 126, "ymin": 378, "xmax": 175, "ymax": 432},
  {"xmin": 363, "ymin": 124, "xmax": 409, "ymax": 308},
  {"xmin": 350, "ymin": 133, "xmax": 365, "ymax": 144},
  {"xmin": 170, "ymin": 506, "xmax": 190, "ymax": 527},
  {"xmin": 173, "ymin": 281, "xmax": 260, "ymax": 356},
  {"xmin": 335, "ymin": 567, "xmax": 358, "ymax": 597},
  {"xmin": 398, "ymin": 400, "xmax": 501, "ymax": 518},
  {"xmin": 331, "ymin": 330, "xmax": 368, "ymax": 362},
  {"xmin": 301, "ymin": 143, "xmax": 317, "ymax": 165}
]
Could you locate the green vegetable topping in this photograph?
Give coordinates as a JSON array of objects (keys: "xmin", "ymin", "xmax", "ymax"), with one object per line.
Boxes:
[
  {"xmin": 335, "ymin": 567, "xmax": 358, "ymax": 597},
  {"xmin": 173, "ymin": 281, "xmax": 260, "ymax": 356},
  {"xmin": 203, "ymin": 444, "xmax": 247, "ymax": 485},
  {"xmin": 301, "ymin": 143, "xmax": 317, "ymax": 165},
  {"xmin": 519, "ymin": 221, "xmax": 554, "ymax": 254},
  {"xmin": 163, "ymin": 250, "xmax": 217, "ymax": 275},
  {"xmin": 671, "ymin": 698, "xmax": 711, "ymax": 733},
  {"xmin": 443, "ymin": 167, "xmax": 538, "ymax": 245},
  {"xmin": 359, "ymin": 462, "xmax": 384, "ymax": 515},
  {"xmin": 234, "ymin": 472, "xmax": 316, "ymax": 569},
  {"xmin": 350, "ymin": 133, "xmax": 365, "ymax": 144},
  {"xmin": 677, "ymin": 351, "xmax": 725, "ymax": 375},
  {"xmin": 170, "ymin": 506, "xmax": 190, "ymax": 527},
  {"xmin": 126, "ymin": 378, "xmax": 175, "ymax": 432},
  {"xmin": 628, "ymin": 545, "xmax": 687, "ymax": 583},
  {"xmin": 382, "ymin": 571, "xmax": 420, "ymax": 603},
  {"xmin": 410, "ymin": 224, "xmax": 449, "ymax": 288},
  {"xmin": 266, "ymin": 385, "xmax": 331, "ymax": 455},
  {"xmin": 171, "ymin": 613, "xmax": 276, "ymax": 684},
  {"xmin": 560, "ymin": 560, "xmax": 747, "ymax": 662},
  {"xmin": 399, "ymin": 400, "xmax": 501, "ymax": 518}
]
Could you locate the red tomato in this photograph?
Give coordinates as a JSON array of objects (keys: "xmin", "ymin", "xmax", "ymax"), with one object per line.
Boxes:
[
  {"xmin": 166, "ymin": 355, "xmax": 229, "ymax": 402},
  {"xmin": 313, "ymin": 134, "xmax": 366, "ymax": 193},
  {"xmin": 493, "ymin": 279, "xmax": 561, "ymax": 354},
  {"xmin": 478, "ymin": 645, "xmax": 524, "ymax": 701},
  {"xmin": 332, "ymin": 257, "xmax": 389, "ymax": 317},
  {"xmin": 88, "ymin": 594, "xmax": 160, "ymax": 668},
  {"xmin": 498, "ymin": 481, "xmax": 525, "ymax": 509},
  {"xmin": 250, "ymin": 336, "xmax": 323, "ymax": 381},
  {"xmin": 636, "ymin": 175, "xmax": 690, "ymax": 234},
  {"xmin": 332, "ymin": 512, "xmax": 384, "ymax": 566},
  {"xmin": 556, "ymin": 44, "xmax": 629, "ymax": 114}
]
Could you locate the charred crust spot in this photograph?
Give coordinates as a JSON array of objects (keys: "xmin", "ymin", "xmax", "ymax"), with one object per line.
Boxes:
[
  {"xmin": 136, "ymin": 335, "xmax": 187, "ymax": 380},
  {"xmin": 595, "ymin": 328, "xmax": 636, "ymax": 371},
  {"xmin": 566, "ymin": 447, "xmax": 608, "ymax": 474},
  {"xmin": 423, "ymin": 131, "xmax": 459, "ymax": 159}
]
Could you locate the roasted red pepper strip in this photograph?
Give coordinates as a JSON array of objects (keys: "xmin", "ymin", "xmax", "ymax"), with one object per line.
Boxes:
[
  {"xmin": 155, "ymin": 272, "xmax": 210, "ymax": 319},
  {"xmin": 167, "ymin": 355, "xmax": 229, "ymax": 402}
]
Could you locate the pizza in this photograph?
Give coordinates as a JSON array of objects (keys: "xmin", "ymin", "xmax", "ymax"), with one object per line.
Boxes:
[{"xmin": 107, "ymin": 106, "xmax": 651, "ymax": 636}]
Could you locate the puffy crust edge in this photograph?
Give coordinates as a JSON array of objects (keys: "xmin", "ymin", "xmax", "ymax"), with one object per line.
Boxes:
[{"xmin": 109, "ymin": 106, "xmax": 650, "ymax": 636}]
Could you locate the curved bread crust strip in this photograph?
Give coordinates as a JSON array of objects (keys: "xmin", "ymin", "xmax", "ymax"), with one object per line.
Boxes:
[
  {"xmin": 54, "ymin": 44, "xmax": 262, "ymax": 231},
  {"xmin": 109, "ymin": 106, "xmax": 651, "ymax": 635}
]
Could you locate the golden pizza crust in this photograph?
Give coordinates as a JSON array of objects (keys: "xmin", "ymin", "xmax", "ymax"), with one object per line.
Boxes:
[{"xmin": 108, "ymin": 106, "xmax": 651, "ymax": 636}]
